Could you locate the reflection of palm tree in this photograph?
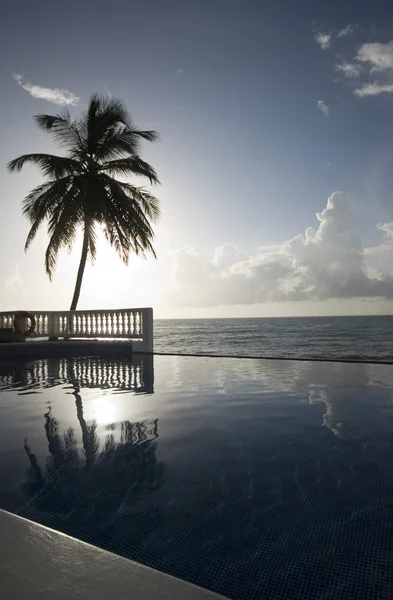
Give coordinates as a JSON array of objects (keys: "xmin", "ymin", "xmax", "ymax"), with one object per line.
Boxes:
[
  {"xmin": 44, "ymin": 408, "xmax": 81, "ymax": 476},
  {"xmin": 22, "ymin": 383, "xmax": 164, "ymax": 551},
  {"xmin": 70, "ymin": 369, "xmax": 99, "ymax": 471}
]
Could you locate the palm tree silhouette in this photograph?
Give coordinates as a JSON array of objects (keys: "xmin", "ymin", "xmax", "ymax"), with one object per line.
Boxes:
[{"xmin": 7, "ymin": 94, "xmax": 160, "ymax": 309}]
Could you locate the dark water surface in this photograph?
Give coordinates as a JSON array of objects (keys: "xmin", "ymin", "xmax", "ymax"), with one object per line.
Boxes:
[{"xmin": 1, "ymin": 354, "xmax": 393, "ymax": 599}]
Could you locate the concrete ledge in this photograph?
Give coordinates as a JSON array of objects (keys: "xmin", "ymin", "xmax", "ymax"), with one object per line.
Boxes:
[
  {"xmin": 0, "ymin": 510, "xmax": 227, "ymax": 599},
  {"xmin": 0, "ymin": 340, "xmax": 135, "ymax": 361}
]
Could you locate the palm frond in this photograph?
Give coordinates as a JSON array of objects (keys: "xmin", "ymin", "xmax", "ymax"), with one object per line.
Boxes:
[
  {"xmin": 96, "ymin": 95, "xmax": 131, "ymax": 126},
  {"xmin": 94, "ymin": 126, "xmax": 159, "ymax": 161},
  {"xmin": 22, "ymin": 181, "xmax": 57, "ymax": 218},
  {"xmin": 116, "ymin": 181, "xmax": 160, "ymax": 221},
  {"xmin": 130, "ymin": 129, "xmax": 158, "ymax": 143},
  {"xmin": 98, "ymin": 184, "xmax": 137, "ymax": 262},
  {"xmin": 103, "ymin": 176, "xmax": 154, "ymax": 233},
  {"xmin": 87, "ymin": 221, "xmax": 97, "ymax": 262},
  {"xmin": 45, "ymin": 215, "xmax": 79, "ymax": 279},
  {"xmin": 86, "ymin": 95, "xmax": 132, "ymax": 156},
  {"xmin": 100, "ymin": 156, "xmax": 159, "ymax": 184},
  {"xmin": 102, "ymin": 176, "xmax": 156, "ymax": 259},
  {"xmin": 44, "ymin": 182, "xmax": 85, "ymax": 278},
  {"xmin": 22, "ymin": 178, "xmax": 74, "ymax": 250},
  {"xmin": 35, "ymin": 110, "xmax": 84, "ymax": 152},
  {"xmin": 8, "ymin": 154, "xmax": 80, "ymax": 178},
  {"xmin": 103, "ymin": 217, "xmax": 130, "ymax": 263}
]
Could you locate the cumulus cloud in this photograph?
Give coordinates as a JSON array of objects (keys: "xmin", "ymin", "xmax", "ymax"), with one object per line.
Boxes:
[
  {"xmin": 376, "ymin": 222, "xmax": 393, "ymax": 239},
  {"xmin": 13, "ymin": 73, "xmax": 79, "ymax": 106},
  {"xmin": 354, "ymin": 82, "xmax": 393, "ymax": 97},
  {"xmin": 334, "ymin": 61, "xmax": 362, "ymax": 79},
  {"xmin": 169, "ymin": 192, "xmax": 393, "ymax": 308},
  {"xmin": 314, "ymin": 32, "xmax": 332, "ymax": 50},
  {"xmin": 351, "ymin": 41, "xmax": 393, "ymax": 96},
  {"xmin": 364, "ymin": 223, "xmax": 393, "ymax": 267},
  {"xmin": 321, "ymin": 37, "xmax": 393, "ymax": 97},
  {"xmin": 317, "ymin": 100, "xmax": 329, "ymax": 116},
  {"xmin": 356, "ymin": 41, "xmax": 393, "ymax": 72}
]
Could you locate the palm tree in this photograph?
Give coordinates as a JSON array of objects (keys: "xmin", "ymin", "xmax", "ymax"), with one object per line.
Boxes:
[{"xmin": 7, "ymin": 94, "xmax": 160, "ymax": 310}]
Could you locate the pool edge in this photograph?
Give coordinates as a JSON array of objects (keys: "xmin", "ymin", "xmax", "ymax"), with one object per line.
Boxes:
[{"xmin": 0, "ymin": 509, "xmax": 228, "ymax": 599}]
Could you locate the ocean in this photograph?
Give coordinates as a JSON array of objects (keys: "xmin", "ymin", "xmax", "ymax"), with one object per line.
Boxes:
[{"xmin": 154, "ymin": 315, "xmax": 393, "ymax": 362}]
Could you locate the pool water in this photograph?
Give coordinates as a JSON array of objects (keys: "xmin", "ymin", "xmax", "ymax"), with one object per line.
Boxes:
[{"xmin": 0, "ymin": 354, "xmax": 393, "ymax": 599}]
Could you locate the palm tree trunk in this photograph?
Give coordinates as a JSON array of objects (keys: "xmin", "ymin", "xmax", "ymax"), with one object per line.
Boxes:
[{"xmin": 70, "ymin": 224, "xmax": 89, "ymax": 311}]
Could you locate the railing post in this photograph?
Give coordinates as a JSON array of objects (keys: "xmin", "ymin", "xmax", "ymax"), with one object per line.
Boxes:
[
  {"xmin": 142, "ymin": 307, "xmax": 153, "ymax": 353},
  {"xmin": 48, "ymin": 314, "xmax": 59, "ymax": 340},
  {"xmin": 64, "ymin": 314, "xmax": 72, "ymax": 340}
]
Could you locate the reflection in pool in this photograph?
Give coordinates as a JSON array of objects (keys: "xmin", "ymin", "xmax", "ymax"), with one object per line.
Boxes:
[{"xmin": 0, "ymin": 355, "xmax": 393, "ymax": 600}]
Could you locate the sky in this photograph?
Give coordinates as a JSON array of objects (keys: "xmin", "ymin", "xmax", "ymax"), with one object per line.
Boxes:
[{"xmin": 1, "ymin": 0, "xmax": 393, "ymax": 318}]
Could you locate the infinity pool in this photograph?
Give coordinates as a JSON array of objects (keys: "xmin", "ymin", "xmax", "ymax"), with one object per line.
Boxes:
[{"xmin": 0, "ymin": 354, "xmax": 392, "ymax": 599}]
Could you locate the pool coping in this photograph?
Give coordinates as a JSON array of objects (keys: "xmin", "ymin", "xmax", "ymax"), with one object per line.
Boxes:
[{"xmin": 0, "ymin": 509, "xmax": 227, "ymax": 599}]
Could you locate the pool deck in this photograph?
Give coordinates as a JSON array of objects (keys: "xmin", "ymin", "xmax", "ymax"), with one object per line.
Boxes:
[{"xmin": 0, "ymin": 509, "xmax": 227, "ymax": 600}]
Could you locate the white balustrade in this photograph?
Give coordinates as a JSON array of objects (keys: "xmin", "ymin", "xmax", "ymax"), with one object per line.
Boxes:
[{"xmin": 0, "ymin": 308, "xmax": 153, "ymax": 352}]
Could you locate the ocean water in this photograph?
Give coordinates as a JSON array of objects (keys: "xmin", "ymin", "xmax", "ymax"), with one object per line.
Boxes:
[
  {"xmin": 1, "ymin": 354, "xmax": 393, "ymax": 599},
  {"xmin": 154, "ymin": 315, "xmax": 393, "ymax": 362}
]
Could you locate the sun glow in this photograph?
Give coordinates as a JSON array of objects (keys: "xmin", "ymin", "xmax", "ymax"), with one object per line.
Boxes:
[{"xmin": 92, "ymin": 396, "xmax": 117, "ymax": 425}]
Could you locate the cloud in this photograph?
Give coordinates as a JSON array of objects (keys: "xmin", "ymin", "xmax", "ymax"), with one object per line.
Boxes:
[
  {"xmin": 352, "ymin": 41, "xmax": 393, "ymax": 96},
  {"xmin": 334, "ymin": 61, "xmax": 362, "ymax": 79},
  {"xmin": 376, "ymin": 222, "xmax": 393, "ymax": 240},
  {"xmin": 337, "ymin": 24, "xmax": 357, "ymax": 38},
  {"xmin": 314, "ymin": 32, "xmax": 332, "ymax": 50},
  {"xmin": 317, "ymin": 100, "xmax": 329, "ymax": 116},
  {"xmin": 365, "ymin": 222, "xmax": 393, "ymax": 265},
  {"xmin": 176, "ymin": 68, "xmax": 186, "ymax": 75},
  {"xmin": 13, "ymin": 73, "xmax": 79, "ymax": 106},
  {"xmin": 354, "ymin": 82, "xmax": 393, "ymax": 96},
  {"xmin": 0, "ymin": 260, "xmax": 22, "ymax": 309},
  {"xmin": 168, "ymin": 192, "xmax": 393, "ymax": 308},
  {"xmin": 330, "ymin": 40, "xmax": 393, "ymax": 97},
  {"xmin": 356, "ymin": 41, "xmax": 393, "ymax": 71}
]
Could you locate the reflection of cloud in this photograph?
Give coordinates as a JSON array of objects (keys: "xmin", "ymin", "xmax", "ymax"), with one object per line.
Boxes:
[
  {"xmin": 160, "ymin": 354, "xmax": 393, "ymax": 440},
  {"xmin": 299, "ymin": 362, "xmax": 393, "ymax": 437}
]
